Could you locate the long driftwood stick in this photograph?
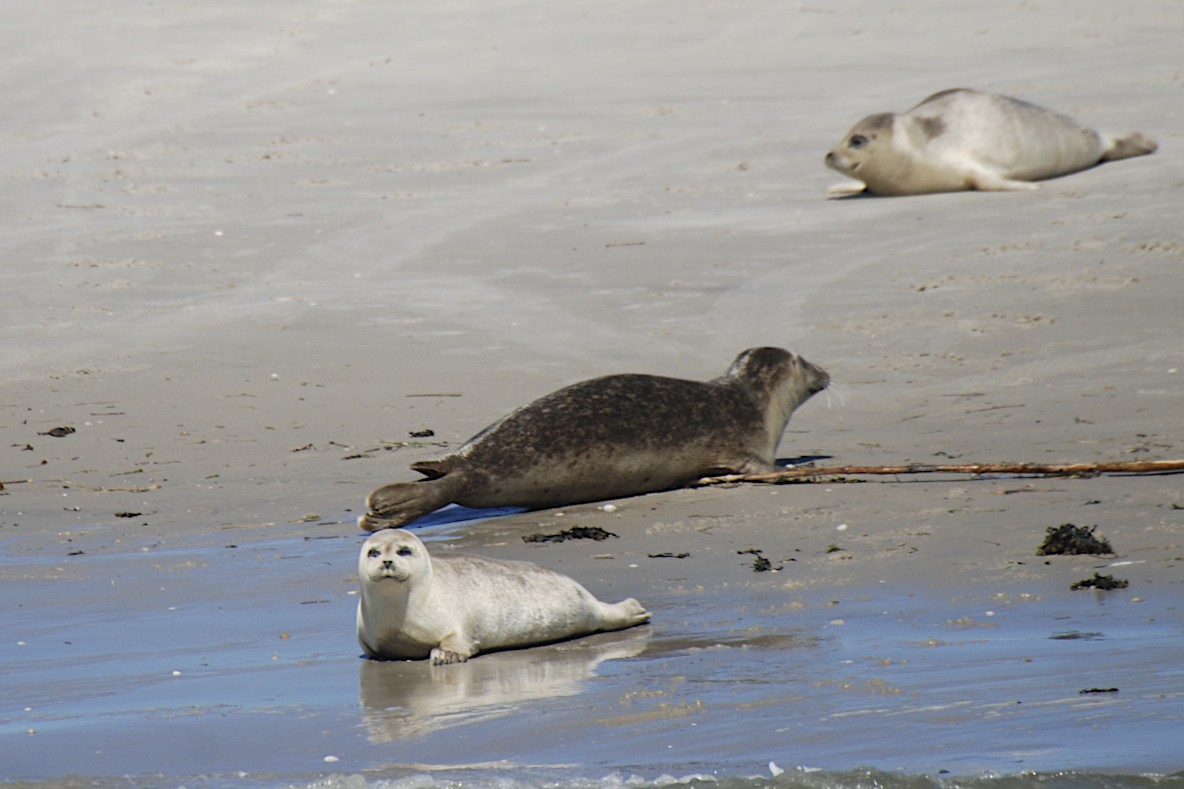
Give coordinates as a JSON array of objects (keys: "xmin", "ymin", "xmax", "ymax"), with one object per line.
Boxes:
[{"xmin": 699, "ymin": 459, "xmax": 1184, "ymax": 486}]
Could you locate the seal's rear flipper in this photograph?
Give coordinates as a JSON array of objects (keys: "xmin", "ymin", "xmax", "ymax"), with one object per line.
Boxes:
[
  {"xmin": 359, "ymin": 474, "xmax": 463, "ymax": 532},
  {"xmin": 1101, "ymin": 132, "xmax": 1157, "ymax": 162}
]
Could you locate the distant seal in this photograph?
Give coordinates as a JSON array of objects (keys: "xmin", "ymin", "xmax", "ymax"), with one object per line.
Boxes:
[
  {"xmin": 357, "ymin": 529, "xmax": 651, "ymax": 664},
  {"xmin": 824, "ymin": 88, "xmax": 1157, "ymax": 196},
  {"xmin": 358, "ymin": 347, "xmax": 829, "ymax": 531}
]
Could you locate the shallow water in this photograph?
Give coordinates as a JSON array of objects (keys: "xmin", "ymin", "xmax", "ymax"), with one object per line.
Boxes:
[{"xmin": 2, "ymin": 513, "xmax": 1181, "ymax": 789}]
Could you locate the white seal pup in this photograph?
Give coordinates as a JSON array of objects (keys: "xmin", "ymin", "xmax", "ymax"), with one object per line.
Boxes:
[
  {"xmin": 357, "ymin": 529, "xmax": 651, "ymax": 664},
  {"xmin": 358, "ymin": 347, "xmax": 829, "ymax": 531},
  {"xmin": 824, "ymin": 88, "xmax": 1157, "ymax": 196}
]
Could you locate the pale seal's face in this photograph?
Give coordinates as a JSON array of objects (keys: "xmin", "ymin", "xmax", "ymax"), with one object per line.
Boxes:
[
  {"xmin": 824, "ymin": 112, "xmax": 894, "ymax": 179},
  {"xmin": 359, "ymin": 530, "xmax": 427, "ymax": 585}
]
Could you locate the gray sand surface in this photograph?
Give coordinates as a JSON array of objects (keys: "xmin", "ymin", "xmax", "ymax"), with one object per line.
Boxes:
[{"xmin": 2, "ymin": 1, "xmax": 1182, "ymax": 784}]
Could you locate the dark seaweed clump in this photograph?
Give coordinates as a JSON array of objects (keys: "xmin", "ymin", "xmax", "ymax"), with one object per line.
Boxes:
[
  {"xmin": 523, "ymin": 526, "xmax": 618, "ymax": 543},
  {"xmin": 737, "ymin": 547, "xmax": 776, "ymax": 572},
  {"xmin": 1070, "ymin": 573, "xmax": 1129, "ymax": 591},
  {"xmin": 1036, "ymin": 523, "xmax": 1114, "ymax": 556}
]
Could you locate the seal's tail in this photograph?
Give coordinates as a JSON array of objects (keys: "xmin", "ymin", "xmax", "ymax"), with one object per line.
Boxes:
[{"xmin": 1102, "ymin": 131, "xmax": 1158, "ymax": 162}]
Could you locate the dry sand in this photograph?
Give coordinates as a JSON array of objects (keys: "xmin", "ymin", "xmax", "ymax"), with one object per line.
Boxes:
[{"xmin": 2, "ymin": 0, "xmax": 1182, "ymax": 785}]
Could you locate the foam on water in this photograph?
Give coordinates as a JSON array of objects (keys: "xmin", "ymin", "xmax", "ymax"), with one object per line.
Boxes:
[{"xmin": 6, "ymin": 767, "xmax": 1184, "ymax": 789}]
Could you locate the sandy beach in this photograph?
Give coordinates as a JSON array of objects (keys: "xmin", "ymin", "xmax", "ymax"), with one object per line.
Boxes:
[{"xmin": 3, "ymin": 1, "xmax": 1183, "ymax": 786}]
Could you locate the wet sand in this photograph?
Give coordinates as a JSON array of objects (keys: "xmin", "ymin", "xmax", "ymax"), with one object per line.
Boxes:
[{"xmin": 2, "ymin": 0, "xmax": 1182, "ymax": 785}]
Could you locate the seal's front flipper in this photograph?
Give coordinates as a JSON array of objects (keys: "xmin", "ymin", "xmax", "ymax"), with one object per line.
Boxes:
[
  {"xmin": 967, "ymin": 168, "xmax": 1039, "ymax": 192},
  {"xmin": 430, "ymin": 633, "xmax": 477, "ymax": 665},
  {"xmin": 827, "ymin": 181, "xmax": 868, "ymax": 198},
  {"xmin": 410, "ymin": 459, "xmax": 449, "ymax": 480},
  {"xmin": 732, "ymin": 457, "xmax": 784, "ymax": 475}
]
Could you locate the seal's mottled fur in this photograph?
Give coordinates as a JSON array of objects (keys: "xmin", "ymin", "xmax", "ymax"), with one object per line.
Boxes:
[{"xmin": 358, "ymin": 347, "xmax": 829, "ymax": 531}]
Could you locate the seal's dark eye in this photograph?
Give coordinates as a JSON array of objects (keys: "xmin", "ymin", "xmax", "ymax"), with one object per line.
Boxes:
[
  {"xmin": 367, "ymin": 548, "xmax": 381, "ymax": 558},
  {"xmin": 849, "ymin": 134, "xmax": 868, "ymax": 149},
  {"xmin": 396, "ymin": 546, "xmax": 413, "ymax": 557}
]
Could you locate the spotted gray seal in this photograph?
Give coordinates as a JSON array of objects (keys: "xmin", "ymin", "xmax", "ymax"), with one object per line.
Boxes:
[
  {"xmin": 824, "ymin": 88, "xmax": 1157, "ymax": 196},
  {"xmin": 358, "ymin": 347, "xmax": 829, "ymax": 531},
  {"xmin": 357, "ymin": 529, "xmax": 651, "ymax": 664}
]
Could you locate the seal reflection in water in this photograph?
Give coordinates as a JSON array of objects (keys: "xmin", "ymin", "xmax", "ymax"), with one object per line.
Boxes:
[
  {"xmin": 359, "ymin": 347, "xmax": 829, "ymax": 532},
  {"xmin": 357, "ymin": 529, "xmax": 651, "ymax": 664},
  {"xmin": 824, "ymin": 88, "xmax": 1157, "ymax": 196}
]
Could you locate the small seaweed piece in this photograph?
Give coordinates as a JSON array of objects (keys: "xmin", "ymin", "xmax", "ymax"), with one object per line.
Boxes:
[
  {"xmin": 522, "ymin": 526, "xmax": 618, "ymax": 543},
  {"xmin": 738, "ymin": 547, "xmax": 777, "ymax": 572},
  {"xmin": 1036, "ymin": 523, "xmax": 1114, "ymax": 556},
  {"xmin": 1078, "ymin": 687, "xmax": 1119, "ymax": 695},
  {"xmin": 1070, "ymin": 573, "xmax": 1129, "ymax": 591},
  {"xmin": 1049, "ymin": 631, "xmax": 1105, "ymax": 641}
]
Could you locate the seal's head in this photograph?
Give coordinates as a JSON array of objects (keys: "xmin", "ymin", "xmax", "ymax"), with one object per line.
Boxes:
[
  {"xmin": 726, "ymin": 346, "xmax": 829, "ymax": 399},
  {"xmin": 824, "ymin": 112, "xmax": 895, "ymax": 182},
  {"xmin": 724, "ymin": 347, "xmax": 829, "ymax": 445},
  {"xmin": 359, "ymin": 529, "xmax": 429, "ymax": 587},
  {"xmin": 824, "ymin": 112, "xmax": 895, "ymax": 177}
]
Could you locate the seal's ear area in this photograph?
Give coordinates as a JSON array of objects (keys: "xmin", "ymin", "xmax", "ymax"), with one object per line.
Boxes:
[
  {"xmin": 912, "ymin": 87, "xmax": 974, "ymax": 108},
  {"xmin": 410, "ymin": 460, "xmax": 449, "ymax": 479},
  {"xmin": 725, "ymin": 348, "xmax": 774, "ymax": 386},
  {"xmin": 915, "ymin": 115, "xmax": 946, "ymax": 140},
  {"xmin": 728, "ymin": 346, "xmax": 793, "ymax": 376},
  {"xmin": 858, "ymin": 112, "xmax": 894, "ymax": 133}
]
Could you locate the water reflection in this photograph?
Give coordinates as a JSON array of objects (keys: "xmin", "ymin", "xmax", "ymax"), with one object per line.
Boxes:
[{"xmin": 358, "ymin": 627, "xmax": 651, "ymax": 742}]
